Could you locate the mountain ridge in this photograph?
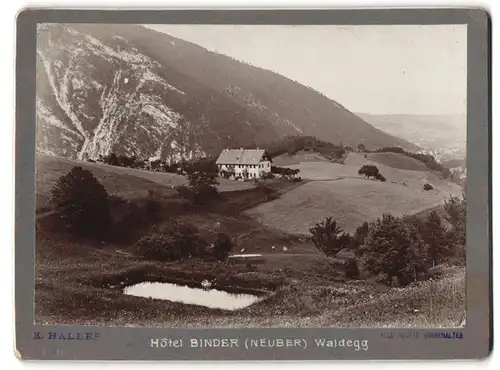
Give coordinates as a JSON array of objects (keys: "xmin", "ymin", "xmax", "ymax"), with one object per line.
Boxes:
[{"xmin": 36, "ymin": 24, "xmax": 418, "ymax": 162}]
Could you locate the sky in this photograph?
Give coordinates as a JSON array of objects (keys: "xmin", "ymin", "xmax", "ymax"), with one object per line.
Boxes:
[{"xmin": 146, "ymin": 24, "xmax": 467, "ymax": 116}]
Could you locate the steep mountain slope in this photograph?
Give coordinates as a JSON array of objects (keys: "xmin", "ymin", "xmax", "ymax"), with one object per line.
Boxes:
[{"xmin": 36, "ymin": 24, "xmax": 417, "ymax": 161}]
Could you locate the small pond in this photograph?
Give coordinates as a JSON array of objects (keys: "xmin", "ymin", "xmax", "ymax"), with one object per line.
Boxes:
[{"xmin": 123, "ymin": 282, "xmax": 263, "ymax": 310}]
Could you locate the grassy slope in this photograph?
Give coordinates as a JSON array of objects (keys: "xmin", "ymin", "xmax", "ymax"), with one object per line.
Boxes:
[
  {"xmin": 367, "ymin": 152, "xmax": 428, "ymax": 171},
  {"xmin": 35, "ymin": 153, "xmax": 465, "ymax": 328},
  {"xmin": 272, "ymin": 151, "xmax": 332, "ymax": 166},
  {"xmin": 36, "ymin": 154, "xmax": 255, "ymax": 209},
  {"xmin": 246, "ymin": 152, "xmax": 462, "ymax": 234},
  {"xmin": 36, "ymin": 231, "xmax": 464, "ymax": 328}
]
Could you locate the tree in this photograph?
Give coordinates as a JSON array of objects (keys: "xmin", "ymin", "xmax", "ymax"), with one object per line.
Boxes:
[
  {"xmin": 420, "ymin": 211, "xmax": 450, "ymax": 266},
  {"xmin": 309, "ymin": 217, "xmax": 352, "ymax": 256},
  {"xmin": 177, "ymin": 171, "xmax": 220, "ymax": 205},
  {"xmin": 360, "ymin": 214, "xmax": 427, "ymax": 286},
  {"xmin": 357, "ymin": 143, "xmax": 366, "ymax": 152},
  {"xmin": 444, "ymin": 195, "xmax": 466, "ymax": 229},
  {"xmin": 49, "ymin": 166, "xmax": 110, "ymax": 239},
  {"xmin": 444, "ymin": 195, "xmax": 466, "ymax": 260},
  {"xmin": 188, "ymin": 171, "xmax": 219, "ymax": 188},
  {"xmin": 358, "ymin": 164, "xmax": 381, "ymax": 179},
  {"xmin": 350, "ymin": 221, "xmax": 370, "ymax": 251}
]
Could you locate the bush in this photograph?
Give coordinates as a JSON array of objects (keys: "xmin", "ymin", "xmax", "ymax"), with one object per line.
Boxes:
[
  {"xmin": 136, "ymin": 222, "xmax": 206, "ymax": 261},
  {"xmin": 309, "ymin": 217, "xmax": 352, "ymax": 257},
  {"xmin": 49, "ymin": 166, "xmax": 110, "ymax": 239},
  {"xmin": 374, "ymin": 173, "xmax": 386, "ymax": 182},
  {"xmin": 360, "ymin": 214, "xmax": 427, "ymax": 286},
  {"xmin": 261, "ymin": 172, "xmax": 275, "ymax": 180},
  {"xmin": 211, "ymin": 233, "xmax": 234, "ymax": 261},
  {"xmin": 136, "ymin": 234, "xmax": 181, "ymax": 261},
  {"xmin": 423, "ymin": 183, "xmax": 434, "ymax": 191}
]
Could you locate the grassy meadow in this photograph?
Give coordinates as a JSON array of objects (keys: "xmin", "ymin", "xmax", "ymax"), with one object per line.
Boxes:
[
  {"xmin": 35, "ymin": 152, "xmax": 465, "ymax": 328},
  {"xmin": 245, "ymin": 152, "xmax": 462, "ymax": 234}
]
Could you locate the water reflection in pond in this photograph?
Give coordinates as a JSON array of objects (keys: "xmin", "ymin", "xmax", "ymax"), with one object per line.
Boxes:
[{"xmin": 123, "ymin": 282, "xmax": 263, "ymax": 310}]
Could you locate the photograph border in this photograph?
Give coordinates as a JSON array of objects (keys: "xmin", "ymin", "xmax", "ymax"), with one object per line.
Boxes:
[{"xmin": 15, "ymin": 8, "xmax": 491, "ymax": 360}]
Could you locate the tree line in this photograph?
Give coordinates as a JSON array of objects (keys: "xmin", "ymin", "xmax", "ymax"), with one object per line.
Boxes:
[
  {"xmin": 309, "ymin": 195, "xmax": 466, "ymax": 286},
  {"xmin": 94, "ymin": 151, "xmax": 302, "ymax": 182},
  {"xmin": 262, "ymin": 135, "xmax": 346, "ymax": 160},
  {"xmin": 93, "ymin": 152, "xmax": 218, "ymax": 176}
]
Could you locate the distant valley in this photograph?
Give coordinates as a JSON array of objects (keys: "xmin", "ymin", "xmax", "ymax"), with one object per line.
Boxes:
[{"xmin": 356, "ymin": 113, "xmax": 466, "ymax": 163}]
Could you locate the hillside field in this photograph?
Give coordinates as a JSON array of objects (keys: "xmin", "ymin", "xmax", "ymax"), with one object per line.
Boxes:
[
  {"xmin": 36, "ymin": 154, "xmax": 255, "ymax": 209},
  {"xmin": 246, "ymin": 152, "xmax": 463, "ymax": 234},
  {"xmin": 35, "ymin": 153, "xmax": 465, "ymax": 328},
  {"xmin": 36, "ymin": 229, "xmax": 465, "ymax": 328}
]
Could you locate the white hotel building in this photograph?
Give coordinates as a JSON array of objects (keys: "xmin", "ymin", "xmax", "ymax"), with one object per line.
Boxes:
[{"xmin": 216, "ymin": 148, "xmax": 272, "ymax": 180}]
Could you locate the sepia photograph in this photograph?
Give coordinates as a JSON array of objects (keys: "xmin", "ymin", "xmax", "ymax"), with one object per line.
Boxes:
[{"xmin": 34, "ymin": 23, "xmax": 467, "ymax": 329}]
